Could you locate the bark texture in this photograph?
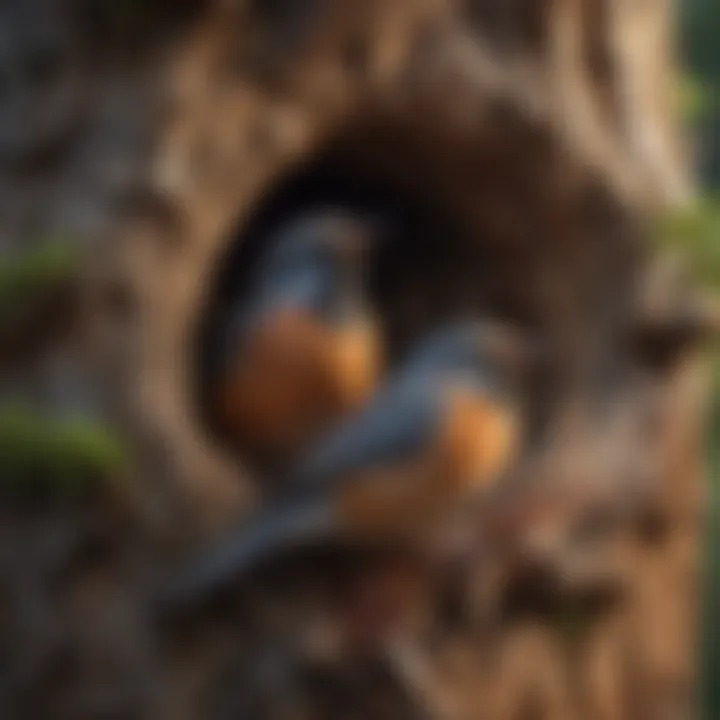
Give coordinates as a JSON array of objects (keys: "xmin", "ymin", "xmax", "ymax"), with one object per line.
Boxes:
[{"xmin": 0, "ymin": 1, "xmax": 706, "ymax": 719}]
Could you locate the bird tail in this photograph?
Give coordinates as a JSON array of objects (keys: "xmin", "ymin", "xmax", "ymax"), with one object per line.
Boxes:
[{"xmin": 162, "ymin": 497, "xmax": 337, "ymax": 609}]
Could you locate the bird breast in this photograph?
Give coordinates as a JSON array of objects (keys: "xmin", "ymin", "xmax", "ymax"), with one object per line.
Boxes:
[
  {"xmin": 436, "ymin": 386, "xmax": 520, "ymax": 492},
  {"xmin": 217, "ymin": 307, "xmax": 379, "ymax": 455}
]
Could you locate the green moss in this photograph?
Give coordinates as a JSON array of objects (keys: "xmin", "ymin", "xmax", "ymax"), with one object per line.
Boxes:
[
  {"xmin": 677, "ymin": 75, "xmax": 713, "ymax": 123},
  {"xmin": 0, "ymin": 405, "xmax": 126, "ymax": 501},
  {"xmin": 0, "ymin": 241, "xmax": 81, "ymax": 326},
  {"xmin": 656, "ymin": 197, "xmax": 720, "ymax": 289}
]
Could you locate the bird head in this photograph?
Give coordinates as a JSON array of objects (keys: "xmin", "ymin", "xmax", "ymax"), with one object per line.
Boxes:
[
  {"xmin": 405, "ymin": 320, "xmax": 546, "ymax": 396},
  {"xmin": 255, "ymin": 210, "xmax": 381, "ymax": 323},
  {"xmin": 262, "ymin": 210, "xmax": 377, "ymax": 276}
]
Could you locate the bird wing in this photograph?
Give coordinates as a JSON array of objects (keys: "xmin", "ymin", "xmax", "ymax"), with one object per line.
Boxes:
[
  {"xmin": 291, "ymin": 379, "xmax": 441, "ymax": 492},
  {"xmin": 164, "ymin": 496, "xmax": 337, "ymax": 607}
]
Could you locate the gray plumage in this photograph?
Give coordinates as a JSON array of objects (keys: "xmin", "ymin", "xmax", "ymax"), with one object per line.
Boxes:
[
  {"xmin": 166, "ymin": 320, "xmax": 527, "ymax": 606},
  {"xmin": 230, "ymin": 211, "xmax": 372, "ymax": 343},
  {"xmin": 164, "ymin": 497, "xmax": 337, "ymax": 608},
  {"xmin": 288, "ymin": 320, "xmax": 518, "ymax": 492}
]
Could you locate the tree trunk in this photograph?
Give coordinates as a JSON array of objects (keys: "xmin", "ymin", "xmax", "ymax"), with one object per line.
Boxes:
[{"xmin": 0, "ymin": 1, "xmax": 708, "ymax": 719}]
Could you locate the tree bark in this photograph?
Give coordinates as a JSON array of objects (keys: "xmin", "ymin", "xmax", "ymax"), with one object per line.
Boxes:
[{"xmin": 0, "ymin": 1, "xmax": 707, "ymax": 719}]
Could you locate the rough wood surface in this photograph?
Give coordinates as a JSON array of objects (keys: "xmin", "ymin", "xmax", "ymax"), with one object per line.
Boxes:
[{"xmin": 0, "ymin": 1, "xmax": 706, "ymax": 719}]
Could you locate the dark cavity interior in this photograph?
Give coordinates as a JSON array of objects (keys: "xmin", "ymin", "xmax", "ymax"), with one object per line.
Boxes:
[{"xmin": 195, "ymin": 115, "xmax": 643, "ymax": 462}]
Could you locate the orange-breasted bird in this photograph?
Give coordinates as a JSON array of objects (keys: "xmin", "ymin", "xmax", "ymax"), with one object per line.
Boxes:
[
  {"xmin": 213, "ymin": 210, "xmax": 382, "ymax": 464},
  {"xmin": 171, "ymin": 321, "xmax": 532, "ymax": 606}
]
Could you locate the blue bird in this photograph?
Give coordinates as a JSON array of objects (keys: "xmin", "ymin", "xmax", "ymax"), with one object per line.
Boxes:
[
  {"xmin": 173, "ymin": 321, "xmax": 533, "ymax": 606},
  {"xmin": 213, "ymin": 210, "xmax": 383, "ymax": 462}
]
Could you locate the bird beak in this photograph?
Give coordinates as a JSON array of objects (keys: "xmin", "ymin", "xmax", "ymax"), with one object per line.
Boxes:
[
  {"xmin": 343, "ymin": 229, "xmax": 369, "ymax": 260},
  {"xmin": 334, "ymin": 223, "xmax": 376, "ymax": 268},
  {"xmin": 326, "ymin": 213, "xmax": 387, "ymax": 266}
]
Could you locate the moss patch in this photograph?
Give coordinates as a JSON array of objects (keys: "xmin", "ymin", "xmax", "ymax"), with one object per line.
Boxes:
[
  {"xmin": 656, "ymin": 197, "xmax": 720, "ymax": 289},
  {"xmin": 0, "ymin": 405, "xmax": 126, "ymax": 501},
  {"xmin": 0, "ymin": 241, "xmax": 81, "ymax": 327}
]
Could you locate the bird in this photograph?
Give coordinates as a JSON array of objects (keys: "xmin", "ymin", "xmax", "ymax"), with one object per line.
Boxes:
[
  {"xmin": 168, "ymin": 320, "xmax": 534, "ymax": 608},
  {"xmin": 212, "ymin": 209, "xmax": 383, "ymax": 466}
]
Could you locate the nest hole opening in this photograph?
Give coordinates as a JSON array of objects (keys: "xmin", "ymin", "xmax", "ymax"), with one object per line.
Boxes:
[{"xmin": 193, "ymin": 116, "xmax": 625, "ymax": 473}]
